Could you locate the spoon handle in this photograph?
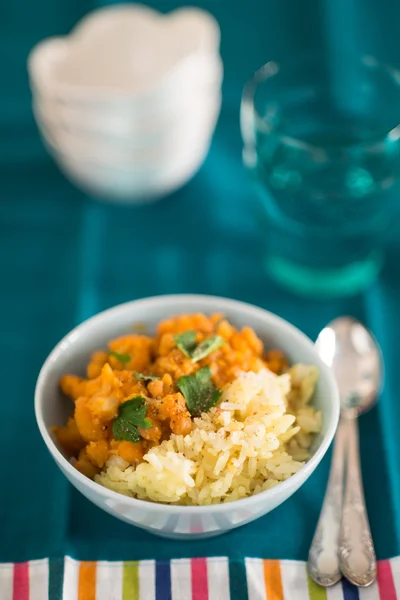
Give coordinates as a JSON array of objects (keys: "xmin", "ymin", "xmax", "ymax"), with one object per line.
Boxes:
[
  {"xmin": 308, "ymin": 417, "xmax": 347, "ymax": 587},
  {"xmin": 339, "ymin": 417, "xmax": 377, "ymax": 587}
]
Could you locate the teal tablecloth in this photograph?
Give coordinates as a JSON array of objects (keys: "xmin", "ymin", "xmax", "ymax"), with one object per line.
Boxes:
[{"xmin": 1, "ymin": 0, "xmax": 400, "ymax": 564}]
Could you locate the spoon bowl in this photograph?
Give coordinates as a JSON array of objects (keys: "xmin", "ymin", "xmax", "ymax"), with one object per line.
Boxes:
[{"xmin": 316, "ymin": 316, "xmax": 382, "ymax": 415}]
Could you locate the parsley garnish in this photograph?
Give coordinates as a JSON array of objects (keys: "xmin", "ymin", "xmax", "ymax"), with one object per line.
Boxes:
[
  {"xmin": 176, "ymin": 366, "xmax": 222, "ymax": 417},
  {"xmin": 174, "ymin": 331, "xmax": 225, "ymax": 362},
  {"xmin": 174, "ymin": 331, "xmax": 197, "ymax": 357},
  {"xmin": 109, "ymin": 350, "xmax": 131, "ymax": 365},
  {"xmin": 112, "ymin": 397, "xmax": 152, "ymax": 443},
  {"xmin": 134, "ymin": 372, "xmax": 161, "ymax": 382},
  {"xmin": 191, "ymin": 335, "xmax": 225, "ymax": 362}
]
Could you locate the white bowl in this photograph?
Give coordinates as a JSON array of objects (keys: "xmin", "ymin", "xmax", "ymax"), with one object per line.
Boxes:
[
  {"xmin": 35, "ymin": 295, "xmax": 339, "ymax": 539},
  {"xmin": 28, "ymin": 5, "xmax": 223, "ymax": 202}
]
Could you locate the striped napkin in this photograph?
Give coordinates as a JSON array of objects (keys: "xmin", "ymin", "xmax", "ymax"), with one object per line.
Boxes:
[{"xmin": 2, "ymin": 556, "xmax": 399, "ymax": 600}]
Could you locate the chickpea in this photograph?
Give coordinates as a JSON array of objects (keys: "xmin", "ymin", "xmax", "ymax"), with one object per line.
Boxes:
[{"xmin": 170, "ymin": 413, "xmax": 192, "ymax": 436}]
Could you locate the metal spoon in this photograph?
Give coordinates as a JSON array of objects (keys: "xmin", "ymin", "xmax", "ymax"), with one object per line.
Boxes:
[{"xmin": 308, "ymin": 317, "xmax": 382, "ymax": 588}]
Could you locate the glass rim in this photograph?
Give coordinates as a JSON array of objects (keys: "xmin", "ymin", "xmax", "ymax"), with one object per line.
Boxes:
[{"xmin": 241, "ymin": 54, "xmax": 400, "ymax": 154}]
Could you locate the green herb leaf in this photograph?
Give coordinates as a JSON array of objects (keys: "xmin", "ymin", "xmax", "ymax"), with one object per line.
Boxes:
[
  {"xmin": 109, "ymin": 350, "xmax": 131, "ymax": 365},
  {"xmin": 174, "ymin": 331, "xmax": 225, "ymax": 363},
  {"xmin": 174, "ymin": 330, "xmax": 197, "ymax": 357},
  {"xmin": 191, "ymin": 335, "xmax": 225, "ymax": 362},
  {"xmin": 112, "ymin": 397, "xmax": 152, "ymax": 443},
  {"xmin": 176, "ymin": 366, "xmax": 222, "ymax": 417},
  {"xmin": 134, "ymin": 372, "xmax": 161, "ymax": 382}
]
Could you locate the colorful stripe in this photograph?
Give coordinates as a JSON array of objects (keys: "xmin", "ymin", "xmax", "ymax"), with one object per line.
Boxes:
[
  {"xmin": 156, "ymin": 560, "xmax": 171, "ymax": 600},
  {"xmin": 229, "ymin": 559, "xmax": 248, "ymax": 600},
  {"xmin": 123, "ymin": 561, "xmax": 139, "ymax": 600},
  {"xmin": 342, "ymin": 577, "xmax": 359, "ymax": 600},
  {"xmin": 263, "ymin": 560, "xmax": 284, "ymax": 599},
  {"xmin": 48, "ymin": 558, "xmax": 64, "ymax": 600},
  {"xmin": 1, "ymin": 556, "xmax": 400, "ymax": 599},
  {"xmin": 307, "ymin": 570, "xmax": 327, "ymax": 600},
  {"xmin": 78, "ymin": 561, "xmax": 96, "ymax": 600},
  {"xmin": 191, "ymin": 558, "xmax": 208, "ymax": 600},
  {"xmin": 377, "ymin": 559, "xmax": 397, "ymax": 600},
  {"xmin": 12, "ymin": 562, "xmax": 29, "ymax": 600}
]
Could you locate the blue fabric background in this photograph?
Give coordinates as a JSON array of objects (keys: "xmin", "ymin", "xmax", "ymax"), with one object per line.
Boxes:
[{"xmin": 0, "ymin": 0, "xmax": 399, "ymax": 562}]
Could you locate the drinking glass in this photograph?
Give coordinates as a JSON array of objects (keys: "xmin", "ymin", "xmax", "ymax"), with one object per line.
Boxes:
[{"xmin": 241, "ymin": 56, "xmax": 400, "ymax": 296}]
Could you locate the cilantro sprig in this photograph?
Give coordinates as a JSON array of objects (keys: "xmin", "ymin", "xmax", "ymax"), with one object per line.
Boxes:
[
  {"xmin": 174, "ymin": 331, "xmax": 197, "ymax": 358},
  {"xmin": 112, "ymin": 397, "xmax": 152, "ymax": 443},
  {"xmin": 177, "ymin": 366, "xmax": 222, "ymax": 417},
  {"xmin": 174, "ymin": 331, "xmax": 225, "ymax": 363},
  {"xmin": 191, "ymin": 336, "xmax": 225, "ymax": 362},
  {"xmin": 109, "ymin": 350, "xmax": 131, "ymax": 365}
]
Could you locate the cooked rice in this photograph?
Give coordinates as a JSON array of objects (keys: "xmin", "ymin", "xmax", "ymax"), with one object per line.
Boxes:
[{"xmin": 95, "ymin": 365, "xmax": 321, "ymax": 505}]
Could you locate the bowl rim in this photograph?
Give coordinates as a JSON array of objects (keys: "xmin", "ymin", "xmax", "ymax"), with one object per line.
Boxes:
[
  {"xmin": 28, "ymin": 39, "xmax": 223, "ymax": 103},
  {"xmin": 35, "ymin": 294, "xmax": 339, "ymax": 514}
]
